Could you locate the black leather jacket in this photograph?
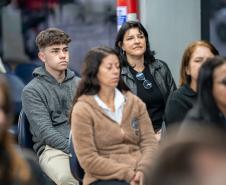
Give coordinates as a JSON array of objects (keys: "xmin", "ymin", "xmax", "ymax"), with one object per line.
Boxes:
[{"xmin": 121, "ymin": 59, "xmax": 177, "ymax": 103}]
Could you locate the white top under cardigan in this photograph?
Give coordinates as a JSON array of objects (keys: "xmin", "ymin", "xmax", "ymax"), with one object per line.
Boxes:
[{"xmin": 94, "ymin": 88, "xmax": 125, "ymax": 124}]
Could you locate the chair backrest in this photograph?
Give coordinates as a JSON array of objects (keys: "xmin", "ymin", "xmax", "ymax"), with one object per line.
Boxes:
[
  {"xmin": 17, "ymin": 111, "xmax": 57, "ymax": 185},
  {"xmin": 18, "ymin": 110, "xmax": 34, "ymax": 149},
  {"xmin": 4, "ymin": 73, "xmax": 25, "ymax": 116},
  {"xmin": 69, "ymin": 134, "xmax": 84, "ymax": 183},
  {"xmin": 15, "ymin": 63, "xmax": 40, "ymax": 84}
]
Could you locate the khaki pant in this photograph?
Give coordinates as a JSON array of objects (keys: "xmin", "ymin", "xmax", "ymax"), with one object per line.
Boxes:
[{"xmin": 39, "ymin": 145, "xmax": 79, "ymax": 185}]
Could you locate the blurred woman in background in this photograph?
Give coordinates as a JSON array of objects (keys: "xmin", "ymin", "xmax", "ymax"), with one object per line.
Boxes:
[
  {"xmin": 164, "ymin": 40, "xmax": 219, "ymax": 126},
  {"xmin": 0, "ymin": 74, "xmax": 48, "ymax": 185},
  {"xmin": 0, "ymin": 74, "xmax": 31, "ymax": 184},
  {"xmin": 148, "ymin": 123, "xmax": 226, "ymax": 185},
  {"xmin": 183, "ymin": 56, "xmax": 226, "ymax": 129}
]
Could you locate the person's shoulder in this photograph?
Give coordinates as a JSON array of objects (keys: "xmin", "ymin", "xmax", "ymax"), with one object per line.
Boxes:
[
  {"xmin": 155, "ymin": 58, "xmax": 166, "ymax": 64},
  {"xmin": 124, "ymin": 91, "xmax": 136, "ymax": 99},
  {"xmin": 67, "ymin": 69, "xmax": 80, "ymax": 82},
  {"xmin": 171, "ymin": 84, "xmax": 197, "ymax": 99},
  {"xmin": 154, "ymin": 59, "xmax": 170, "ymax": 68},
  {"xmin": 72, "ymin": 75, "xmax": 81, "ymax": 84},
  {"xmin": 168, "ymin": 86, "xmax": 185, "ymax": 100},
  {"xmin": 22, "ymin": 77, "xmax": 41, "ymax": 94},
  {"xmin": 73, "ymin": 95, "xmax": 95, "ymax": 111},
  {"xmin": 23, "ymin": 66, "xmax": 46, "ymax": 88},
  {"xmin": 148, "ymin": 59, "xmax": 170, "ymax": 71}
]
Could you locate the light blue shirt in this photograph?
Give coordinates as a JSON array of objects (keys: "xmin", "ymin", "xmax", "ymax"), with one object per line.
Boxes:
[{"xmin": 94, "ymin": 88, "xmax": 125, "ymax": 124}]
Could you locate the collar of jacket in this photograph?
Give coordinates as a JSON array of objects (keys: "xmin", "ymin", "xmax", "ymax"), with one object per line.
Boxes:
[
  {"xmin": 33, "ymin": 66, "xmax": 75, "ymax": 84},
  {"xmin": 180, "ymin": 83, "xmax": 197, "ymax": 97},
  {"xmin": 77, "ymin": 91, "xmax": 130, "ymax": 117},
  {"xmin": 121, "ymin": 59, "xmax": 162, "ymax": 77}
]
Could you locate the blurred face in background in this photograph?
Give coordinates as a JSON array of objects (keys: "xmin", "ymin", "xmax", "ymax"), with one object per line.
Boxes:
[
  {"xmin": 186, "ymin": 46, "xmax": 215, "ymax": 90},
  {"xmin": 213, "ymin": 63, "xmax": 226, "ymax": 115},
  {"xmin": 192, "ymin": 147, "xmax": 226, "ymax": 185}
]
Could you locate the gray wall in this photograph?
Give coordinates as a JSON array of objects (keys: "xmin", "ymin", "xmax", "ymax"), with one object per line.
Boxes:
[{"xmin": 140, "ymin": 0, "xmax": 201, "ymax": 85}]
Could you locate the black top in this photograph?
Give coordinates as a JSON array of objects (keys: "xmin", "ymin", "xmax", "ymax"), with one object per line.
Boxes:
[
  {"xmin": 130, "ymin": 66, "xmax": 165, "ymax": 132},
  {"xmin": 164, "ymin": 84, "xmax": 197, "ymax": 126}
]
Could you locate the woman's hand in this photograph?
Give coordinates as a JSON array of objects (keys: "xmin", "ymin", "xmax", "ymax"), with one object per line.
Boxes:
[
  {"xmin": 130, "ymin": 171, "xmax": 144, "ymax": 185},
  {"xmin": 155, "ymin": 129, "xmax": 162, "ymax": 142}
]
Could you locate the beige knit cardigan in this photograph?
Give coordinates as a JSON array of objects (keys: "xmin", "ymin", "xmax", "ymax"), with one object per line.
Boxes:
[{"xmin": 71, "ymin": 91, "xmax": 158, "ymax": 185}]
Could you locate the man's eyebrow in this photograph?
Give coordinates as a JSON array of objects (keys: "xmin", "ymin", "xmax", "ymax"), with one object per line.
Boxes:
[
  {"xmin": 50, "ymin": 48, "xmax": 60, "ymax": 51},
  {"xmin": 50, "ymin": 46, "xmax": 68, "ymax": 51}
]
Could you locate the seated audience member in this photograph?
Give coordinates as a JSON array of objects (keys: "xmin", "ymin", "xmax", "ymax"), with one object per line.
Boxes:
[
  {"xmin": 0, "ymin": 75, "xmax": 48, "ymax": 185},
  {"xmin": 115, "ymin": 21, "xmax": 176, "ymax": 139},
  {"xmin": 164, "ymin": 40, "xmax": 219, "ymax": 126},
  {"xmin": 71, "ymin": 46, "xmax": 158, "ymax": 185},
  {"xmin": 148, "ymin": 124, "xmax": 226, "ymax": 185},
  {"xmin": 183, "ymin": 56, "xmax": 226, "ymax": 129},
  {"xmin": 22, "ymin": 28, "xmax": 80, "ymax": 185}
]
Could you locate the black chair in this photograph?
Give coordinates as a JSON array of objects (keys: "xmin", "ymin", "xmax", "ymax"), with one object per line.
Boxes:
[
  {"xmin": 69, "ymin": 133, "xmax": 84, "ymax": 184},
  {"xmin": 17, "ymin": 110, "xmax": 56, "ymax": 185},
  {"xmin": 5, "ymin": 73, "xmax": 25, "ymax": 136},
  {"xmin": 5, "ymin": 73, "xmax": 25, "ymax": 115},
  {"xmin": 18, "ymin": 111, "xmax": 34, "ymax": 148},
  {"xmin": 15, "ymin": 63, "xmax": 40, "ymax": 84}
]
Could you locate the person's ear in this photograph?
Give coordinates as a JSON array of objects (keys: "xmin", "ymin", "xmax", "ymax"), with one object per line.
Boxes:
[
  {"xmin": 118, "ymin": 41, "xmax": 122, "ymax": 47},
  {"xmin": 38, "ymin": 51, "xmax": 46, "ymax": 63},
  {"xmin": 118, "ymin": 41, "xmax": 123, "ymax": 50},
  {"xmin": 185, "ymin": 66, "xmax": 191, "ymax": 75}
]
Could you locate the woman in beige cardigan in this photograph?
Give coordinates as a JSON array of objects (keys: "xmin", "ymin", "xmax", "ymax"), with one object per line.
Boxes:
[{"xmin": 71, "ymin": 46, "xmax": 158, "ymax": 185}]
